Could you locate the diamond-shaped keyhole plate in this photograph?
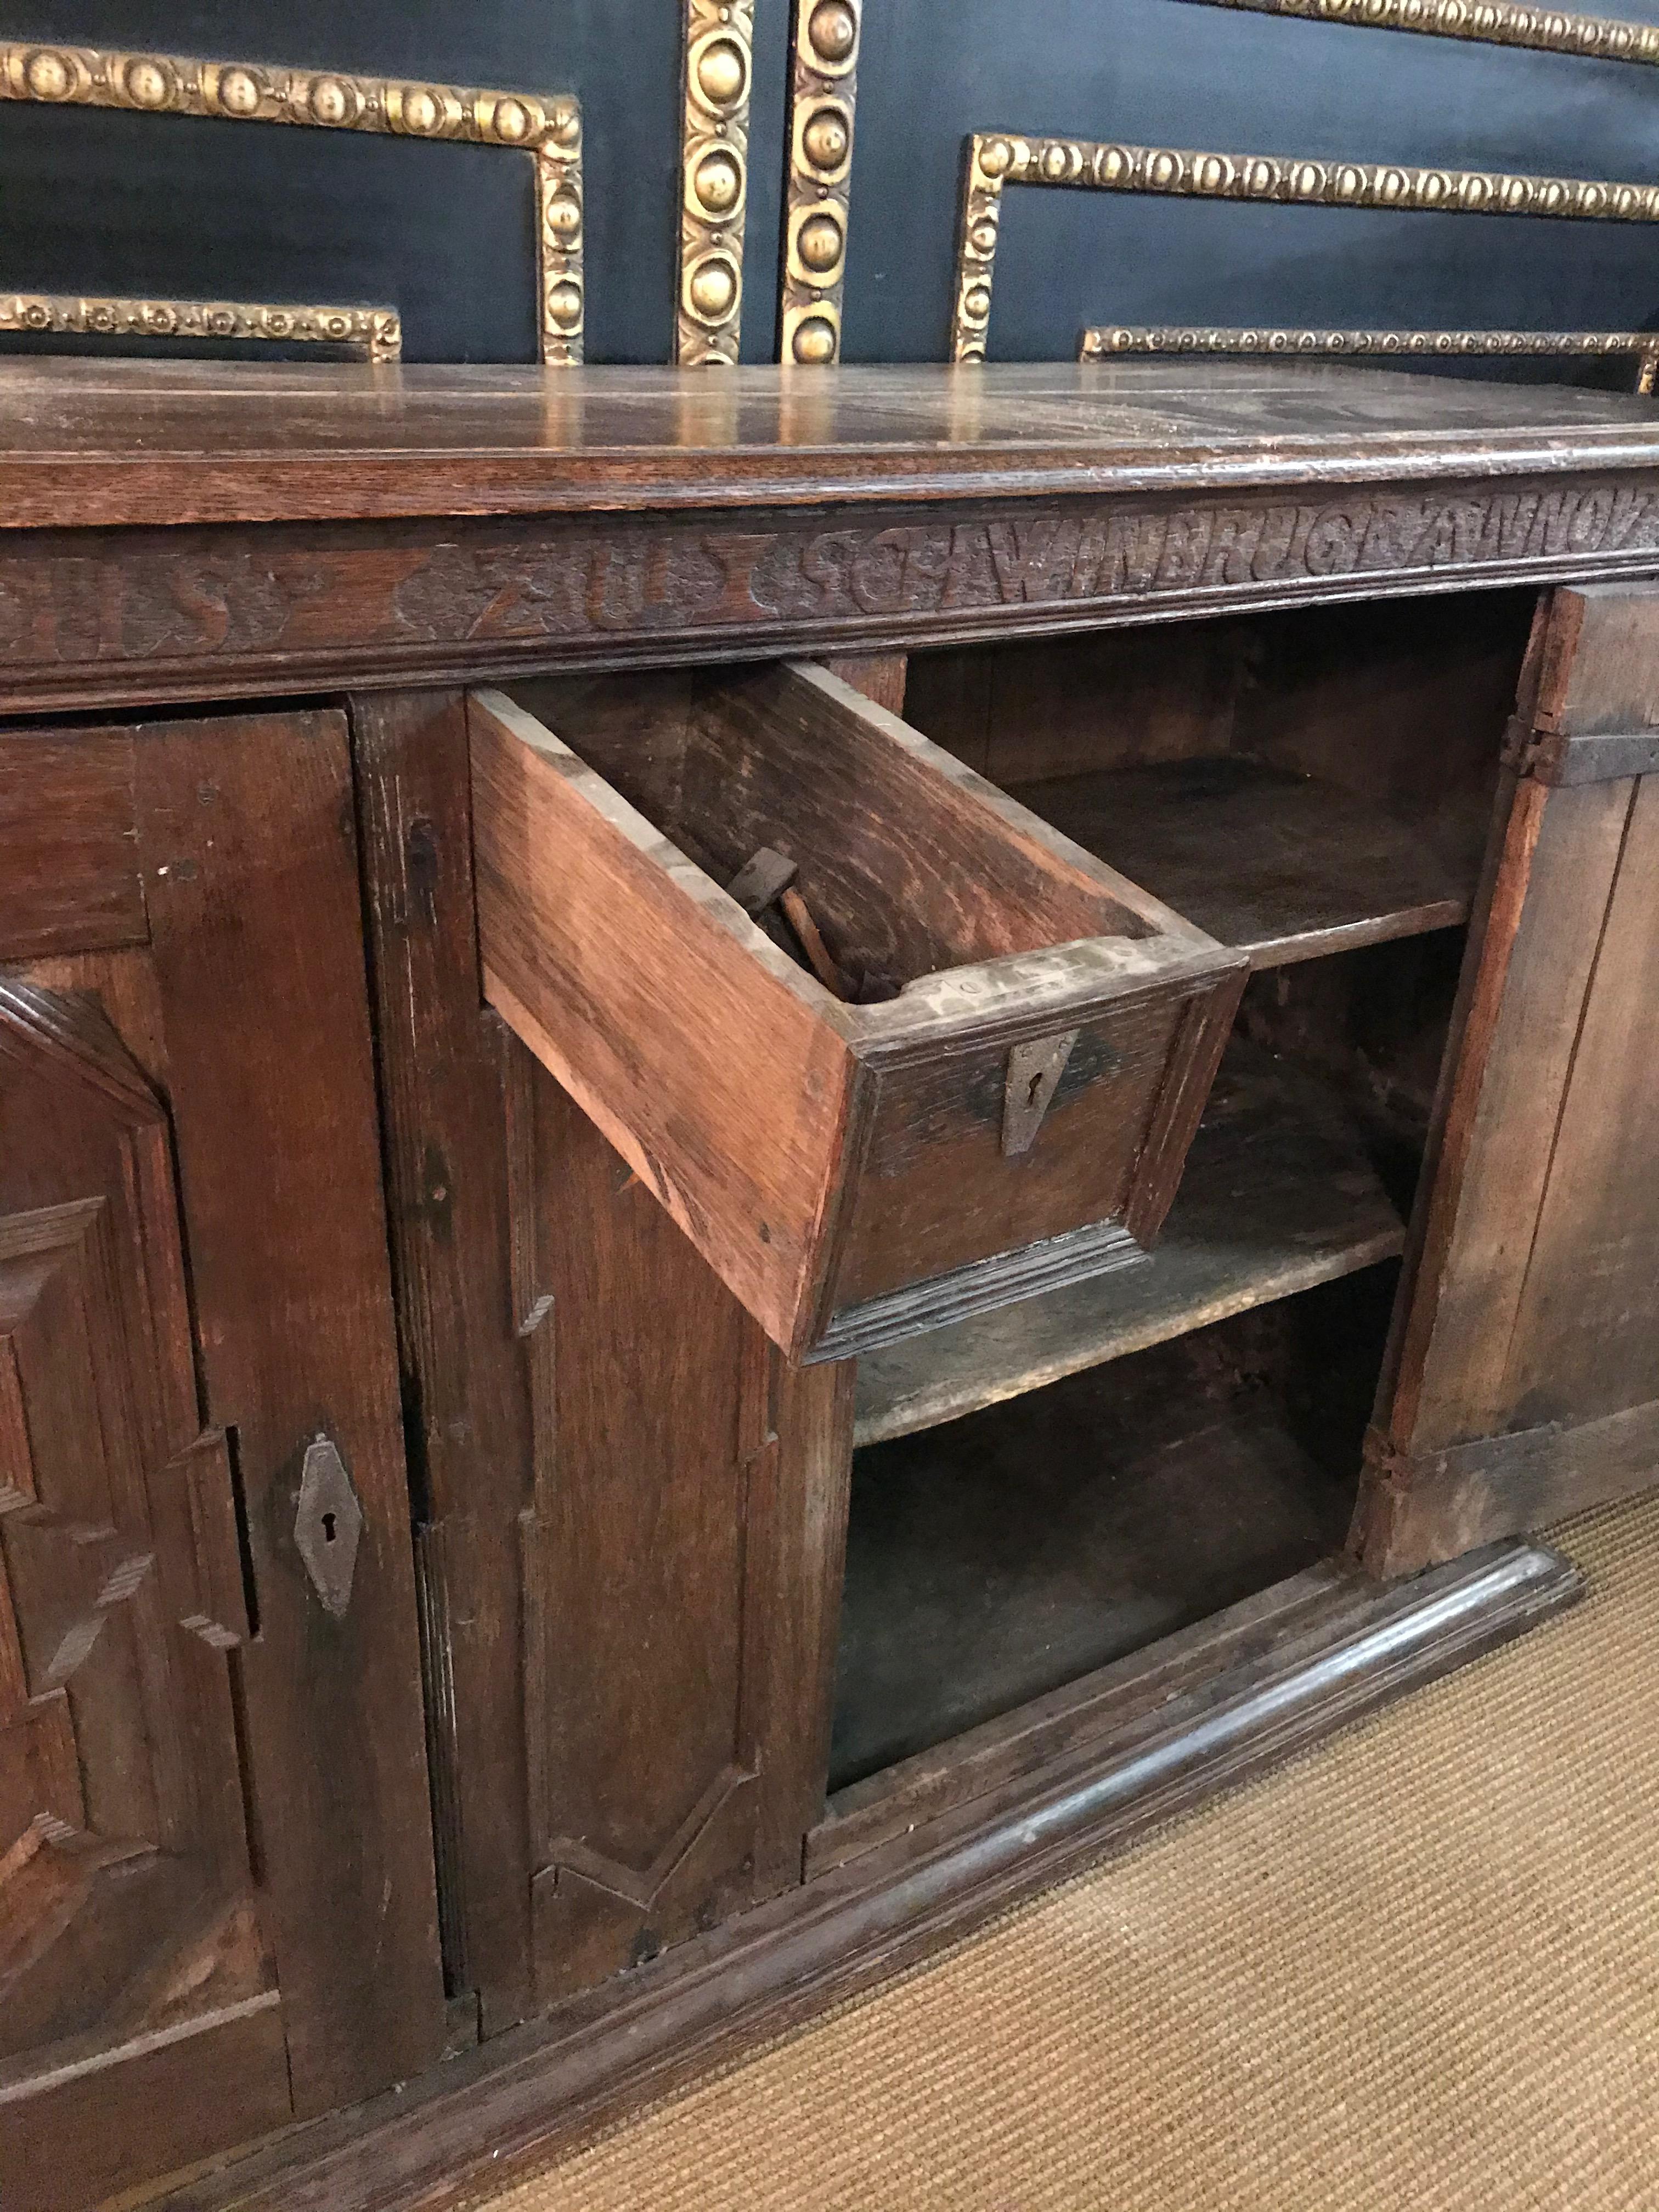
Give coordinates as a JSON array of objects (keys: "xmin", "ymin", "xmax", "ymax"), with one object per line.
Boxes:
[{"xmin": 295, "ymin": 1434, "xmax": 363, "ymax": 1620}]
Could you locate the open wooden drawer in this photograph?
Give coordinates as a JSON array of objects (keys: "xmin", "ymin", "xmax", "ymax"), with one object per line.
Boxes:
[{"xmin": 469, "ymin": 662, "xmax": 1246, "ymax": 1361}]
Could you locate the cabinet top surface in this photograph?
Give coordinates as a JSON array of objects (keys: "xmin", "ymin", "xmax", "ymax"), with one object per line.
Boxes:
[{"xmin": 5, "ymin": 358, "xmax": 1659, "ymax": 530}]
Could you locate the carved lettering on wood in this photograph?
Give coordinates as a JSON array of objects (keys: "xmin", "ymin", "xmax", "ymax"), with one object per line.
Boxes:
[{"xmin": 2, "ymin": 477, "xmax": 1658, "ymax": 696}]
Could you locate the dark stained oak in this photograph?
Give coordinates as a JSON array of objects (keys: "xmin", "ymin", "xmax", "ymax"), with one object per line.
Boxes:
[
  {"xmin": 133, "ymin": 711, "xmax": 447, "ymax": 2111},
  {"xmin": 0, "ymin": 729, "xmax": 146, "ymax": 960},
  {"xmin": 351, "ymin": 690, "xmax": 537, "ymax": 2040},
  {"xmin": 1358, "ymin": 583, "xmax": 1659, "ymax": 1572},
  {"xmin": 153, "ymin": 1534, "xmax": 1580, "ymax": 2212},
  {"xmin": 7, "ymin": 362, "xmax": 1659, "ymax": 2202},
  {"xmin": 3, "ymin": 360, "xmax": 1659, "ymax": 527},
  {"xmin": 509, "ymin": 1059, "xmax": 853, "ymax": 2004},
  {"xmin": 0, "ymin": 982, "xmax": 292, "ymax": 2212},
  {"xmin": 833, "ymin": 1279, "xmax": 1391, "ymax": 1791}
]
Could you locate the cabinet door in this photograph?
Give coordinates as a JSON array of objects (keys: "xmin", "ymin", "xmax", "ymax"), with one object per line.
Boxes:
[
  {"xmin": 355, "ymin": 691, "xmax": 852, "ymax": 2029},
  {"xmin": 1356, "ymin": 584, "xmax": 1659, "ymax": 1574},
  {"xmin": 0, "ymin": 712, "xmax": 443, "ymax": 2211}
]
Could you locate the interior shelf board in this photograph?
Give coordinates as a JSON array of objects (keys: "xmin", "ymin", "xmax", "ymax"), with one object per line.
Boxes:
[
  {"xmin": 854, "ymin": 1039, "xmax": 1405, "ymax": 1448},
  {"xmin": 832, "ymin": 1287, "xmax": 1379, "ymax": 1792},
  {"xmin": 1008, "ymin": 754, "xmax": 1481, "ymax": 968}
]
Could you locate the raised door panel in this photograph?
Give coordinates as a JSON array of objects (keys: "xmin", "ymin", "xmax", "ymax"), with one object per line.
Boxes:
[
  {"xmin": 1356, "ymin": 584, "xmax": 1659, "ymax": 1572},
  {"xmin": 354, "ymin": 690, "xmax": 853, "ymax": 2027},
  {"xmin": 1, "ymin": 703, "xmax": 446, "ymax": 2206},
  {"xmin": 0, "ymin": 982, "xmax": 291, "ymax": 2212}
]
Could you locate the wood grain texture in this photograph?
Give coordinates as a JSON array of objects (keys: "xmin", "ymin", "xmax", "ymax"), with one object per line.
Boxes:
[
  {"xmin": 512, "ymin": 1063, "xmax": 854, "ymax": 2003},
  {"xmin": 1, "ymin": 479, "xmax": 1658, "ymax": 721},
  {"xmin": 153, "ymin": 1537, "xmax": 1579, "ymax": 2212},
  {"xmin": 820, "ymin": 653, "xmax": 909, "ymax": 715},
  {"xmin": 1010, "ymin": 755, "xmax": 1480, "ymax": 967},
  {"xmin": 134, "ymin": 711, "xmax": 445, "ymax": 2112},
  {"xmin": 471, "ymin": 685, "xmax": 854, "ymax": 1357},
  {"xmin": 352, "ymin": 690, "xmax": 535, "ymax": 2040},
  {"xmin": 0, "ymin": 983, "xmax": 291, "ymax": 2209},
  {"xmin": 1376, "ymin": 772, "xmax": 1632, "ymax": 1454},
  {"xmin": 1359, "ymin": 583, "xmax": 1659, "ymax": 1571},
  {"xmin": 476, "ymin": 665, "xmax": 1240, "ymax": 1358},
  {"xmin": 0, "ymin": 729, "xmax": 146, "ymax": 960},
  {"xmin": 0, "ymin": 1994, "xmax": 291, "ymax": 2212},
  {"xmin": 1361, "ymin": 1392, "xmax": 1659, "ymax": 1570},
  {"xmin": 855, "ymin": 1040, "xmax": 1406, "ymax": 1445},
  {"xmin": 1531, "ymin": 580, "xmax": 1659, "ymax": 736},
  {"xmin": 4, "ymin": 359, "xmax": 1659, "ymax": 527}
]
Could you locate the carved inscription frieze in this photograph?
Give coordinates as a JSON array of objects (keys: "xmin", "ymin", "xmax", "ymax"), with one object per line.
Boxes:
[{"xmin": 2, "ymin": 477, "xmax": 1658, "ymax": 695}]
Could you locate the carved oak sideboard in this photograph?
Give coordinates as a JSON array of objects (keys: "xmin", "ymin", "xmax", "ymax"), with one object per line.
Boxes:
[{"xmin": 5, "ymin": 358, "xmax": 1659, "ymax": 2211}]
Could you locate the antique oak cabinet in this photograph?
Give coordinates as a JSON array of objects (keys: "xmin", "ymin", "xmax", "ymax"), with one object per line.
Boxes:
[{"xmin": 4, "ymin": 359, "xmax": 1659, "ymax": 2210}]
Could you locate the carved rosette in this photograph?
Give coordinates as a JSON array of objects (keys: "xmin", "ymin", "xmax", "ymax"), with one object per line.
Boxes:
[
  {"xmin": 1082, "ymin": 323, "xmax": 1659, "ymax": 393},
  {"xmin": 781, "ymin": 0, "xmax": 860, "ymax": 366},
  {"xmin": 675, "ymin": 0, "xmax": 754, "ymax": 365},
  {"xmin": 952, "ymin": 129, "xmax": 1659, "ymax": 362},
  {"xmin": 0, "ymin": 292, "xmax": 401, "ymax": 362},
  {"xmin": 1199, "ymin": 0, "xmax": 1659, "ymax": 65},
  {"xmin": 0, "ymin": 41, "xmax": 581, "ymax": 365}
]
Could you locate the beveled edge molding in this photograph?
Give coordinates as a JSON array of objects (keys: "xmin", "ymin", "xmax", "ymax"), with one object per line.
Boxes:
[
  {"xmin": 0, "ymin": 292, "xmax": 402, "ymax": 362},
  {"xmin": 0, "ymin": 38, "xmax": 583, "ymax": 364},
  {"xmin": 953, "ymin": 133, "xmax": 1659, "ymax": 360},
  {"xmin": 675, "ymin": 0, "xmax": 755, "ymax": 365},
  {"xmin": 1192, "ymin": 0, "xmax": 1659, "ymax": 65},
  {"xmin": 156, "ymin": 1536, "xmax": 1578, "ymax": 2212},
  {"xmin": 780, "ymin": 0, "xmax": 861, "ymax": 365},
  {"xmin": 1082, "ymin": 322, "xmax": 1659, "ymax": 394}
]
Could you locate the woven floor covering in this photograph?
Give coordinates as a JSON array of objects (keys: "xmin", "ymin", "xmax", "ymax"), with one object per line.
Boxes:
[{"xmin": 470, "ymin": 1496, "xmax": 1659, "ymax": 2212}]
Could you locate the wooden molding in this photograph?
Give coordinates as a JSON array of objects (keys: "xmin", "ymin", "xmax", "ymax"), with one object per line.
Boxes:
[{"xmin": 159, "ymin": 1537, "xmax": 1578, "ymax": 2212}]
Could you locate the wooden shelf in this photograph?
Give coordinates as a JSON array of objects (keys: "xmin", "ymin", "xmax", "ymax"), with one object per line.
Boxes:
[
  {"xmin": 832, "ymin": 1276, "xmax": 1392, "ymax": 1792},
  {"xmin": 855, "ymin": 1041, "xmax": 1406, "ymax": 1448},
  {"xmin": 1007, "ymin": 754, "xmax": 1482, "ymax": 968}
]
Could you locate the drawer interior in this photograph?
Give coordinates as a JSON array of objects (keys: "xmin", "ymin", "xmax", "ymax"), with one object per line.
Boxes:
[
  {"xmin": 507, "ymin": 664, "xmax": 1166, "ymax": 1002},
  {"xmin": 904, "ymin": 587, "xmax": 1535, "ymax": 968},
  {"xmin": 482, "ymin": 663, "xmax": 1242, "ymax": 1362}
]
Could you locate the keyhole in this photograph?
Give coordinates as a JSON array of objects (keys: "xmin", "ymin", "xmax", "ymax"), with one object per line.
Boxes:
[
  {"xmin": 321, "ymin": 1511, "xmax": 337, "ymax": 1543},
  {"xmin": 1026, "ymin": 1070, "xmax": 1045, "ymax": 1108}
]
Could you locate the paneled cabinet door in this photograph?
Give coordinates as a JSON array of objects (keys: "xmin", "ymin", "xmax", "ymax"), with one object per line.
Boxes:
[
  {"xmin": 0, "ymin": 711, "xmax": 444, "ymax": 2212},
  {"xmin": 354, "ymin": 692, "xmax": 853, "ymax": 2033},
  {"xmin": 1356, "ymin": 584, "xmax": 1659, "ymax": 1575}
]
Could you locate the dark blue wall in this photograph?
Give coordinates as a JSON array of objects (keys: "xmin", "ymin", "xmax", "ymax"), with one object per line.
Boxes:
[{"xmin": 1, "ymin": 0, "xmax": 1656, "ymax": 366}]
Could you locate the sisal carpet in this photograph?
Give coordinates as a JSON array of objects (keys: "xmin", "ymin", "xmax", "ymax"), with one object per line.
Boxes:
[{"xmin": 467, "ymin": 1496, "xmax": 1659, "ymax": 2212}]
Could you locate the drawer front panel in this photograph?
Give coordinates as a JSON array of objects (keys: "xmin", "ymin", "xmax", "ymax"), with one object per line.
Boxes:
[{"xmin": 831, "ymin": 988, "xmax": 1213, "ymax": 1313}]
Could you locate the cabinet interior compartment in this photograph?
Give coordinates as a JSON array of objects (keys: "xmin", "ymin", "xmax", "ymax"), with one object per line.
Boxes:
[
  {"xmin": 902, "ymin": 586, "xmax": 1536, "ymax": 968},
  {"xmin": 836, "ymin": 870, "xmax": 1472, "ymax": 1799},
  {"xmin": 832, "ymin": 1267, "xmax": 1396, "ymax": 1792}
]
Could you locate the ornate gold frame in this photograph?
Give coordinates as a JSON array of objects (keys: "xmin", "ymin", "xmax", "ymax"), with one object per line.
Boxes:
[
  {"xmin": 780, "ymin": 0, "xmax": 862, "ymax": 365},
  {"xmin": 0, "ymin": 38, "xmax": 582, "ymax": 363},
  {"xmin": 0, "ymin": 292, "xmax": 401, "ymax": 361},
  {"xmin": 953, "ymin": 133, "xmax": 1659, "ymax": 361},
  {"xmin": 1192, "ymin": 0, "xmax": 1659, "ymax": 66},
  {"xmin": 1082, "ymin": 321, "xmax": 1659, "ymax": 392},
  {"xmin": 675, "ymin": 0, "xmax": 755, "ymax": 365}
]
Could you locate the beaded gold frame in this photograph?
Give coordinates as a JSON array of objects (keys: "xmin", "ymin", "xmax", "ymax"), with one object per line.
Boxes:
[
  {"xmin": 954, "ymin": 133, "xmax": 1659, "ymax": 366},
  {"xmin": 0, "ymin": 39, "xmax": 582, "ymax": 363}
]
